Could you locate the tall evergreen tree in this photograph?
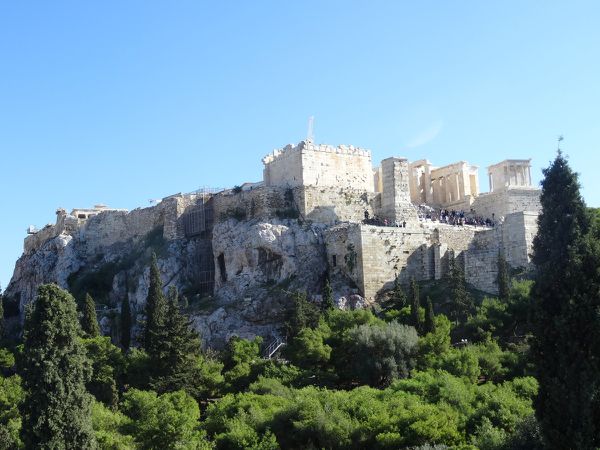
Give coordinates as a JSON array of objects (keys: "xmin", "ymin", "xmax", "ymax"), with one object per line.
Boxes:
[
  {"xmin": 20, "ymin": 284, "xmax": 95, "ymax": 449},
  {"xmin": 389, "ymin": 277, "xmax": 407, "ymax": 309},
  {"xmin": 448, "ymin": 253, "xmax": 473, "ymax": 323},
  {"xmin": 497, "ymin": 250, "xmax": 510, "ymax": 302},
  {"xmin": 409, "ymin": 277, "xmax": 421, "ymax": 333},
  {"xmin": 81, "ymin": 293, "xmax": 100, "ymax": 337},
  {"xmin": 531, "ymin": 151, "xmax": 600, "ymax": 449},
  {"xmin": 424, "ymin": 296, "xmax": 436, "ymax": 334},
  {"xmin": 285, "ymin": 292, "xmax": 320, "ymax": 338},
  {"xmin": 144, "ymin": 253, "xmax": 167, "ymax": 353},
  {"xmin": 148, "ymin": 287, "xmax": 202, "ymax": 395},
  {"xmin": 120, "ymin": 293, "xmax": 132, "ymax": 351},
  {"xmin": 322, "ymin": 278, "xmax": 335, "ymax": 311}
]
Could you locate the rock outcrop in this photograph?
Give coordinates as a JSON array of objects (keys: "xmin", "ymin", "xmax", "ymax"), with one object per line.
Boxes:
[{"xmin": 4, "ymin": 201, "xmax": 331, "ymax": 348}]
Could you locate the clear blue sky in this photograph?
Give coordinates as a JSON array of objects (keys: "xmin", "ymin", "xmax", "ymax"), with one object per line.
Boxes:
[{"xmin": 2, "ymin": 1, "xmax": 600, "ymax": 289}]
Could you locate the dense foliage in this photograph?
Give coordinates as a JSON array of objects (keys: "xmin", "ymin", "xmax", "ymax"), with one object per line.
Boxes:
[{"xmin": 2, "ymin": 277, "xmax": 543, "ymax": 449}]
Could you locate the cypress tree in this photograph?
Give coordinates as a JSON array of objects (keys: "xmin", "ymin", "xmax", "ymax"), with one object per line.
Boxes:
[
  {"xmin": 20, "ymin": 284, "xmax": 95, "ymax": 449},
  {"xmin": 148, "ymin": 287, "xmax": 202, "ymax": 395},
  {"xmin": 81, "ymin": 293, "xmax": 100, "ymax": 337},
  {"xmin": 322, "ymin": 278, "xmax": 335, "ymax": 311},
  {"xmin": 424, "ymin": 296, "xmax": 436, "ymax": 334},
  {"xmin": 120, "ymin": 293, "xmax": 132, "ymax": 351},
  {"xmin": 144, "ymin": 253, "xmax": 167, "ymax": 353},
  {"xmin": 409, "ymin": 277, "xmax": 421, "ymax": 333},
  {"xmin": 390, "ymin": 277, "xmax": 407, "ymax": 309},
  {"xmin": 497, "ymin": 250, "xmax": 510, "ymax": 302},
  {"xmin": 531, "ymin": 151, "xmax": 600, "ymax": 449},
  {"xmin": 285, "ymin": 292, "xmax": 320, "ymax": 338},
  {"xmin": 448, "ymin": 253, "xmax": 473, "ymax": 323}
]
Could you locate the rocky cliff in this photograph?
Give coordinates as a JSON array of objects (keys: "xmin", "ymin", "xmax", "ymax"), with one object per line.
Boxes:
[
  {"xmin": 5, "ymin": 184, "xmax": 537, "ymax": 347},
  {"xmin": 4, "ymin": 196, "xmax": 332, "ymax": 348}
]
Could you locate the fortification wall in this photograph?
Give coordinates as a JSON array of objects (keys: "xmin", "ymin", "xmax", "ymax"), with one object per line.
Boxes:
[
  {"xmin": 78, "ymin": 205, "xmax": 165, "ymax": 256},
  {"xmin": 502, "ymin": 211, "xmax": 538, "ymax": 268},
  {"xmin": 472, "ymin": 188, "xmax": 541, "ymax": 219},
  {"xmin": 326, "ymin": 219, "xmax": 533, "ymax": 299},
  {"xmin": 300, "ymin": 187, "xmax": 380, "ymax": 224},
  {"xmin": 213, "ymin": 186, "xmax": 293, "ymax": 222},
  {"xmin": 434, "ymin": 226, "xmax": 477, "ymax": 251},
  {"xmin": 324, "ymin": 223, "xmax": 363, "ymax": 293},
  {"xmin": 161, "ymin": 194, "xmax": 209, "ymax": 240},
  {"xmin": 355, "ymin": 224, "xmax": 433, "ymax": 299},
  {"xmin": 212, "ymin": 185, "xmax": 382, "ymax": 225},
  {"xmin": 380, "ymin": 157, "xmax": 418, "ymax": 223},
  {"xmin": 463, "ymin": 228, "xmax": 502, "ymax": 293},
  {"xmin": 262, "ymin": 144, "xmax": 304, "ymax": 187},
  {"xmin": 24, "ymin": 225, "xmax": 60, "ymax": 253},
  {"xmin": 300, "ymin": 143, "xmax": 373, "ymax": 191},
  {"xmin": 263, "ymin": 142, "xmax": 373, "ymax": 191}
]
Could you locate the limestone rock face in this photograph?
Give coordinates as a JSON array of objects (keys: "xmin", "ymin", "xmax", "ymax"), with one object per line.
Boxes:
[
  {"xmin": 6, "ymin": 233, "xmax": 82, "ymax": 312},
  {"xmin": 4, "ymin": 212, "xmax": 330, "ymax": 348},
  {"xmin": 201, "ymin": 219, "xmax": 328, "ymax": 347},
  {"xmin": 212, "ymin": 219, "xmax": 327, "ymax": 301}
]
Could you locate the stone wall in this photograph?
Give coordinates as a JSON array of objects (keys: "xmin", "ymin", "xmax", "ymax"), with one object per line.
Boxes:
[
  {"xmin": 502, "ymin": 211, "xmax": 538, "ymax": 268},
  {"xmin": 324, "ymin": 217, "xmax": 535, "ymax": 299},
  {"xmin": 212, "ymin": 185, "xmax": 384, "ymax": 226},
  {"xmin": 463, "ymin": 228, "xmax": 502, "ymax": 293},
  {"xmin": 212, "ymin": 186, "xmax": 293, "ymax": 222},
  {"xmin": 262, "ymin": 143, "xmax": 304, "ymax": 188},
  {"xmin": 300, "ymin": 187, "xmax": 380, "ymax": 224},
  {"xmin": 471, "ymin": 188, "xmax": 541, "ymax": 220},
  {"xmin": 380, "ymin": 157, "xmax": 418, "ymax": 223},
  {"xmin": 162, "ymin": 194, "xmax": 199, "ymax": 240},
  {"xmin": 24, "ymin": 224, "xmax": 60, "ymax": 253},
  {"xmin": 263, "ymin": 141, "xmax": 374, "ymax": 192},
  {"xmin": 357, "ymin": 224, "xmax": 433, "ymax": 298},
  {"xmin": 323, "ymin": 223, "xmax": 363, "ymax": 294},
  {"xmin": 78, "ymin": 206, "xmax": 165, "ymax": 256}
]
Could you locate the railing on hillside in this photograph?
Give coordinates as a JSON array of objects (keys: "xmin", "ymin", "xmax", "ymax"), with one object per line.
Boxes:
[
  {"xmin": 263, "ymin": 337, "xmax": 286, "ymax": 359},
  {"xmin": 187, "ymin": 186, "xmax": 227, "ymax": 196}
]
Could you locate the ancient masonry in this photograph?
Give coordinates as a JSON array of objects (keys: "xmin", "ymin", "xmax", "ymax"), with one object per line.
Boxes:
[{"xmin": 12, "ymin": 139, "xmax": 541, "ymax": 313}]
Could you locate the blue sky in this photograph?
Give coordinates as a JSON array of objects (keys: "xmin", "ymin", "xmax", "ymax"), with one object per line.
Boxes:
[{"xmin": 2, "ymin": 1, "xmax": 600, "ymax": 288}]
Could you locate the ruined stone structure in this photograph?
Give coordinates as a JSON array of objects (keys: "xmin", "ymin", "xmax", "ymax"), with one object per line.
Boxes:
[
  {"xmin": 260, "ymin": 140, "xmax": 540, "ymax": 297},
  {"xmin": 262, "ymin": 140, "xmax": 373, "ymax": 192},
  {"xmin": 408, "ymin": 159, "xmax": 479, "ymax": 209},
  {"xmin": 5, "ymin": 139, "xmax": 541, "ymax": 347}
]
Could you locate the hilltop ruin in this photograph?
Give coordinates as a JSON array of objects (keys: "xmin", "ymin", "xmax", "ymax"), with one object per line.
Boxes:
[{"xmin": 5, "ymin": 140, "xmax": 541, "ymax": 346}]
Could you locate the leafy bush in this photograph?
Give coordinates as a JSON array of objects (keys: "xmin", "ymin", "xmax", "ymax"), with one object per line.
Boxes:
[
  {"xmin": 346, "ymin": 321, "xmax": 418, "ymax": 387},
  {"xmin": 121, "ymin": 389, "xmax": 212, "ymax": 450}
]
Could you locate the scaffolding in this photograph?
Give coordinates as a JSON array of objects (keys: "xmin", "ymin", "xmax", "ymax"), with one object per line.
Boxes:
[{"xmin": 184, "ymin": 195, "xmax": 215, "ymax": 238}]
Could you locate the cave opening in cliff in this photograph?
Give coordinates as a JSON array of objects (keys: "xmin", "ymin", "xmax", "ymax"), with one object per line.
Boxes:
[{"xmin": 218, "ymin": 253, "xmax": 227, "ymax": 282}]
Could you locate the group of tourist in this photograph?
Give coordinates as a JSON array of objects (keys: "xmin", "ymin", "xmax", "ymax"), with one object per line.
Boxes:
[
  {"xmin": 425, "ymin": 208, "xmax": 496, "ymax": 228},
  {"xmin": 361, "ymin": 208, "xmax": 497, "ymax": 229}
]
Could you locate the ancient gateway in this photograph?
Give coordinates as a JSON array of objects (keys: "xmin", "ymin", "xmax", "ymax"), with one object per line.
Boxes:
[
  {"xmin": 261, "ymin": 141, "xmax": 540, "ymax": 297},
  {"xmin": 7, "ymin": 139, "xmax": 541, "ymax": 344}
]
